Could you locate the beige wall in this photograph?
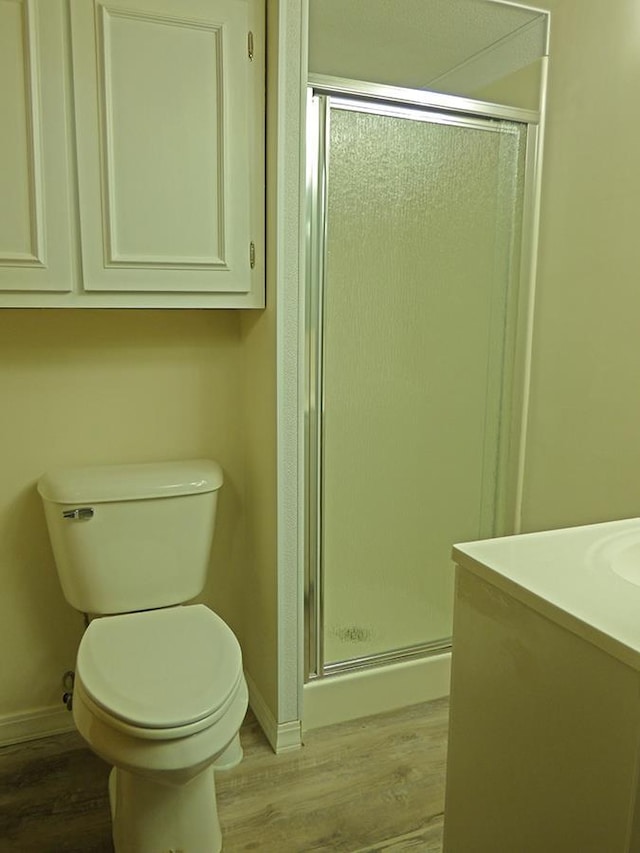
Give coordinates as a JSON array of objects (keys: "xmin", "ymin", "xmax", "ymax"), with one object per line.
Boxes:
[
  {"xmin": 6, "ymin": 0, "xmax": 636, "ymax": 737},
  {"xmin": 520, "ymin": 0, "xmax": 640, "ymax": 530},
  {"xmin": 236, "ymin": 310, "xmax": 278, "ymax": 714},
  {"xmin": 0, "ymin": 0, "xmax": 287, "ymax": 736},
  {"xmin": 233, "ymin": 0, "xmax": 303, "ymax": 719},
  {"xmin": 0, "ymin": 309, "xmax": 247, "ymax": 719}
]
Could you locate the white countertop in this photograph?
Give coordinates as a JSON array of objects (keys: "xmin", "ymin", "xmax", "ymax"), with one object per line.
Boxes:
[{"xmin": 453, "ymin": 517, "xmax": 640, "ymax": 670}]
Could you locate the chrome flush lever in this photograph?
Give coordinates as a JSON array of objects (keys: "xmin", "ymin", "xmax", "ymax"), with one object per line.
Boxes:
[{"xmin": 62, "ymin": 507, "xmax": 95, "ymax": 520}]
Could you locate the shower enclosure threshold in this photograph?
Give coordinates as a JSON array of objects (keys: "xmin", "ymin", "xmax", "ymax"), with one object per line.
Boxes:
[{"xmin": 302, "ymin": 651, "xmax": 450, "ymax": 731}]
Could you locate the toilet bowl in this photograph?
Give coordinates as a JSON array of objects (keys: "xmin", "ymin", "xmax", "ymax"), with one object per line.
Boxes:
[
  {"xmin": 37, "ymin": 459, "xmax": 246, "ymax": 853},
  {"xmin": 72, "ymin": 604, "xmax": 248, "ymax": 853}
]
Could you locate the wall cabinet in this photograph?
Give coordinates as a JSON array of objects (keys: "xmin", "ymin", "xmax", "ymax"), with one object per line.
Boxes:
[{"xmin": 0, "ymin": 0, "xmax": 264, "ymax": 308}]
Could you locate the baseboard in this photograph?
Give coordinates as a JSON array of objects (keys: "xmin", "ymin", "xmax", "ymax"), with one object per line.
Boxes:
[
  {"xmin": 0, "ymin": 705, "xmax": 75, "ymax": 748},
  {"xmin": 302, "ymin": 651, "xmax": 451, "ymax": 732},
  {"xmin": 0, "ymin": 683, "xmax": 303, "ymax": 754},
  {"xmin": 245, "ymin": 671, "xmax": 302, "ymax": 754}
]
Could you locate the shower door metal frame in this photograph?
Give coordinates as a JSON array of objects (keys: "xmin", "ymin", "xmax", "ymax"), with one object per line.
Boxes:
[{"xmin": 305, "ymin": 75, "xmax": 543, "ymax": 681}]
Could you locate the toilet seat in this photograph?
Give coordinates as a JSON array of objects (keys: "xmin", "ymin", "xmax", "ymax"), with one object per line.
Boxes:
[{"xmin": 77, "ymin": 604, "xmax": 243, "ymax": 735}]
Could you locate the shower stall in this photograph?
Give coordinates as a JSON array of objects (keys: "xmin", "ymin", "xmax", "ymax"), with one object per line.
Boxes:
[{"xmin": 305, "ymin": 79, "xmax": 540, "ymax": 695}]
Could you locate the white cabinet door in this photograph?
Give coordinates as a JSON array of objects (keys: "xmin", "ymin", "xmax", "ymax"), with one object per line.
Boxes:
[
  {"xmin": 70, "ymin": 0, "xmax": 264, "ymax": 304},
  {"xmin": 0, "ymin": 0, "xmax": 75, "ymax": 293}
]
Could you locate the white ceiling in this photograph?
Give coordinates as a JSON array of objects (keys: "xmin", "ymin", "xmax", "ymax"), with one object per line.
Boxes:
[{"xmin": 308, "ymin": 0, "xmax": 549, "ymax": 94}]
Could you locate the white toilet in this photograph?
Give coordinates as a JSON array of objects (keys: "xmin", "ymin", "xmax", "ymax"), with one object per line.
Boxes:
[{"xmin": 37, "ymin": 459, "xmax": 248, "ymax": 853}]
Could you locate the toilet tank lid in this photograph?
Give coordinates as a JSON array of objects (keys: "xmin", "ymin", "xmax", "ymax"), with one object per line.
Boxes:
[{"xmin": 37, "ymin": 459, "xmax": 223, "ymax": 504}]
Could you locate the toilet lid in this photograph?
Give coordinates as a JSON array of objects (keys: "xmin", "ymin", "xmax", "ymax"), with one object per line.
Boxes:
[{"xmin": 77, "ymin": 605, "xmax": 243, "ymax": 729}]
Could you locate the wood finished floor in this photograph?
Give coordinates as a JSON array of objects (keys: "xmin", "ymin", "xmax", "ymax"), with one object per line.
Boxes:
[{"xmin": 0, "ymin": 698, "xmax": 448, "ymax": 852}]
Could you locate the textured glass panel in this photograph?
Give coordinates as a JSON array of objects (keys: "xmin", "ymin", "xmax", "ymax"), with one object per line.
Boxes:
[{"xmin": 321, "ymin": 105, "xmax": 526, "ymax": 665}]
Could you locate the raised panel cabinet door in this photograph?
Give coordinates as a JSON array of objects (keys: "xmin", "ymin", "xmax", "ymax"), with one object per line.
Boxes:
[
  {"xmin": 0, "ymin": 0, "xmax": 75, "ymax": 292},
  {"xmin": 70, "ymin": 0, "xmax": 264, "ymax": 303}
]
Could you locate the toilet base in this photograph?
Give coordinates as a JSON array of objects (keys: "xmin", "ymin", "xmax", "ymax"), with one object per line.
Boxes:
[
  {"xmin": 213, "ymin": 731, "xmax": 243, "ymax": 771},
  {"xmin": 109, "ymin": 764, "xmax": 222, "ymax": 853}
]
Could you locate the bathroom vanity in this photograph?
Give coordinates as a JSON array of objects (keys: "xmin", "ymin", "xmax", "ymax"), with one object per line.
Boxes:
[{"xmin": 444, "ymin": 518, "xmax": 640, "ymax": 853}]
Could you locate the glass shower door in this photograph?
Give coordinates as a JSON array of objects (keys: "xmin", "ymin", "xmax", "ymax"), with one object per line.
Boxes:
[{"xmin": 307, "ymin": 93, "xmax": 528, "ymax": 674}]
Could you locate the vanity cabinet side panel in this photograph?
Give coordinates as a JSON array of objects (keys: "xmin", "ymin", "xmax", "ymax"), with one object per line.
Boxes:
[
  {"xmin": 443, "ymin": 568, "xmax": 640, "ymax": 853},
  {"xmin": 0, "ymin": 0, "xmax": 75, "ymax": 293}
]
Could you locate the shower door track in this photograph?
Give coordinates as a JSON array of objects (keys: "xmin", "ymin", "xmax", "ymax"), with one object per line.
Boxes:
[
  {"xmin": 305, "ymin": 75, "xmax": 543, "ymax": 682},
  {"xmin": 322, "ymin": 637, "xmax": 454, "ymax": 678}
]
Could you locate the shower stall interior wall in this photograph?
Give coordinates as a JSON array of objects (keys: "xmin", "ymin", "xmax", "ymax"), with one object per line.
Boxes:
[{"xmin": 306, "ymin": 86, "xmax": 534, "ymax": 683}]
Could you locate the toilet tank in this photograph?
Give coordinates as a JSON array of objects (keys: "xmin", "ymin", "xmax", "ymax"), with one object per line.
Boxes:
[{"xmin": 37, "ymin": 459, "xmax": 223, "ymax": 615}]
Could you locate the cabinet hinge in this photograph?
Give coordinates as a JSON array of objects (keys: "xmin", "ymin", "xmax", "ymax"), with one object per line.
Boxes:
[
  {"xmin": 250, "ymin": 241, "xmax": 256, "ymax": 269},
  {"xmin": 248, "ymin": 31, "xmax": 254, "ymax": 61}
]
